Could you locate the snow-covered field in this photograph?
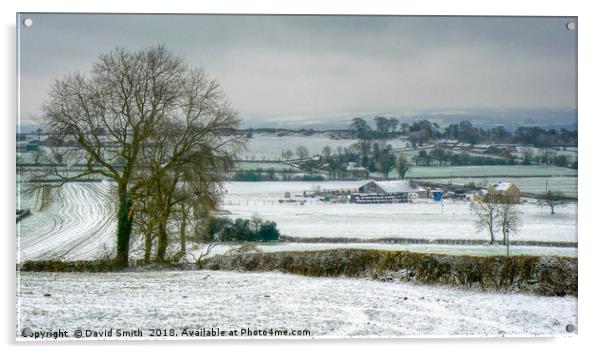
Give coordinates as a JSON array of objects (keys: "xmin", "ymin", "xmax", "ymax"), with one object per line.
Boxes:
[
  {"xmin": 16, "ymin": 180, "xmax": 577, "ymax": 262},
  {"xmin": 242, "ymin": 135, "xmax": 406, "ymax": 160},
  {"xmin": 16, "ymin": 182, "xmax": 578, "ymax": 340},
  {"xmin": 17, "ymin": 270, "xmax": 577, "ymax": 339},
  {"xmin": 223, "ymin": 181, "xmax": 578, "ymax": 243},
  {"xmin": 17, "ymin": 182, "xmax": 116, "ymax": 262},
  {"xmin": 201, "ymin": 242, "xmax": 577, "ymax": 258}
]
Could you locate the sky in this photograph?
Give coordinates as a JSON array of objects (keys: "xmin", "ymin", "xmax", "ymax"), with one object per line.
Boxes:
[{"xmin": 18, "ymin": 14, "xmax": 577, "ymax": 126}]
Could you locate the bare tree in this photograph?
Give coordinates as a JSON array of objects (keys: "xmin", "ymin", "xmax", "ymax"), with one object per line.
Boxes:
[
  {"xmin": 295, "ymin": 145, "xmax": 309, "ymax": 159},
  {"xmin": 373, "ymin": 116, "xmax": 389, "ymax": 136},
  {"xmin": 281, "ymin": 149, "xmax": 294, "ymax": 160},
  {"xmin": 30, "ymin": 45, "xmax": 243, "ymax": 265},
  {"xmin": 470, "ymin": 192, "xmax": 498, "ymax": 244},
  {"xmin": 132, "ymin": 193, "xmax": 160, "ymax": 263},
  {"xmin": 350, "ymin": 118, "xmax": 373, "ymax": 161},
  {"xmin": 137, "ymin": 120, "xmax": 238, "ymax": 263},
  {"xmin": 521, "ymin": 148, "xmax": 534, "ymax": 165},
  {"xmin": 537, "ymin": 147, "xmax": 556, "ymax": 165},
  {"xmin": 495, "ymin": 202, "xmax": 522, "ymax": 254},
  {"xmin": 376, "ymin": 150, "xmax": 396, "ymax": 179},
  {"xmin": 171, "ymin": 171, "xmax": 225, "ymax": 263},
  {"xmin": 350, "ymin": 117, "xmax": 371, "ymax": 132},
  {"xmin": 396, "ymin": 154, "xmax": 411, "ymax": 179},
  {"xmin": 536, "ymin": 190, "xmax": 569, "ymax": 215}
]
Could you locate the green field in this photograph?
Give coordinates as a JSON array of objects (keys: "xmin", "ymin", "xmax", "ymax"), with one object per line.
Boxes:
[
  {"xmin": 234, "ymin": 161, "xmax": 300, "ymax": 172},
  {"xmin": 403, "ymin": 165, "xmax": 577, "ymax": 179},
  {"xmin": 422, "ymin": 176, "xmax": 577, "ymax": 198}
]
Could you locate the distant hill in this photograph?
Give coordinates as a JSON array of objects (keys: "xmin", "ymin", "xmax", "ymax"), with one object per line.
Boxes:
[
  {"xmin": 16, "ymin": 124, "xmax": 41, "ymax": 134},
  {"xmin": 18, "ymin": 108, "xmax": 577, "ymax": 133},
  {"xmin": 241, "ymin": 108, "xmax": 577, "ymax": 131}
]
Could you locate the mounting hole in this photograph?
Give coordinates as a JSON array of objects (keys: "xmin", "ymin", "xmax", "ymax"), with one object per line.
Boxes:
[
  {"xmin": 23, "ymin": 18, "xmax": 33, "ymax": 28},
  {"xmin": 566, "ymin": 22, "xmax": 576, "ymax": 31},
  {"xmin": 566, "ymin": 324, "xmax": 575, "ymax": 333}
]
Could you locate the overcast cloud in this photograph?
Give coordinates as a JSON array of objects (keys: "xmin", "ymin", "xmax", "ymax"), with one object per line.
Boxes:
[{"xmin": 18, "ymin": 14, "xmax": 577, "ymax": 124}]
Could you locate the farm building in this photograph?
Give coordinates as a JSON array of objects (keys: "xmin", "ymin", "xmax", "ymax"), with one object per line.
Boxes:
[
  {"xmin": 303, "ymin": 180, "xmax": 426, "ymax": 204},
  {"xmin": 353, "ymin": 180, "xmax": 425, "ymax": 204},
  {"xmin": 485, "ymin": 181, "xmax": 521, "ymax": 203}
]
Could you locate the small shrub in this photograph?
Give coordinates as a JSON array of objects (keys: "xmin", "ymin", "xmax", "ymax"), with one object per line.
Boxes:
[{"xmin": 206, "ymin": 216, "xmax": 280, "ymax": 242}]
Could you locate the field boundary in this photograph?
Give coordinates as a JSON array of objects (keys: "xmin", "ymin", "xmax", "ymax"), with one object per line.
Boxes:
[
  {"xmin": 200, "ymin": 249, "xmax": 577, "ymax": 297},
  {"xmin": 18, "ymin": 249, "xmax": 578, "ymax": 296},
  {"xmin": 279, "ymin": 236, "xmax": 578, "ymax": 248}
]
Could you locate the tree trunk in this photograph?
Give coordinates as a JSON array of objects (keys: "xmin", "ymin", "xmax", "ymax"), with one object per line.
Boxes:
[
  {"xmin": 505, "ymin": 229, "xmax": 510, "ymax": 256},
  {"xmin": 115, "ymin": 194, "xmax": 133, "ymax": 266},
  {"xmin": 156, "ymin": 221, "xmax": 168, "ymax": 263},
  {"xmin": 144, "ymin": 231, "xmax": 152, "ymax": 264},
  {"xmin": 179, "ymin": 215, "xmax": 187, "ymax": 254}
]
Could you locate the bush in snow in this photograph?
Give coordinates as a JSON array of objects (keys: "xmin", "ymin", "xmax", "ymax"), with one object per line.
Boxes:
[{"xmin": 206, "ymin": 216, "xmax": 280, "ymax": 242}]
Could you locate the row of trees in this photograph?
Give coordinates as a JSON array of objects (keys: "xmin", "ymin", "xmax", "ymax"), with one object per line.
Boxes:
[
  {"xmin": 280, "ymin": 146, "xmax": 310, "ymax": 160},
  {"xmin": 348, "ymin": 117, "xmax": 577, "ymax": 148},
  {"xmin": 410, "ymin": 146, "xmax": 574, "ymax": 168},
  {"xmin": 27, "ymin": 46, "xmax": 245, "ymax": 265},
  {"xmin": 319, "ymin": 142, "xmax": 411, "ymax": 180},
  {"xmin": 411, "ymin": 149, "xmax": 515, "ymax": 166}
]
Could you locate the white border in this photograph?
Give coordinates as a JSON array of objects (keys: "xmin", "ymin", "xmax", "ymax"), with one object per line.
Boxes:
[{"xmin": 3, "ymin": 1, "xmax": 601, "ymax": 353}]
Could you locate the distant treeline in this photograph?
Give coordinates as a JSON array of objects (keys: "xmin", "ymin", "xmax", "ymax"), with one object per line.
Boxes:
[
  {"xmin": 232, "ymin": 169, "xmax": 325, "ymax": 182},
  {"xmin": 348, "ymin": 117, "xmax": 577, "ymax": 147},
  {"xmin": 27, "ymin": 118, "xmax": 577, "ymax": 148}
]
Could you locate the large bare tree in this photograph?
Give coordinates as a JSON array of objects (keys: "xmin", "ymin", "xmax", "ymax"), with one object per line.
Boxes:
[
  {"xmin": 29, "ymin": 45, "xmax": 243, "ymax": 265},
  {"xmin": 495, "ymin": 202, "xmax": 522, "ymax": 253},
  {"xmin": 471, "ymin": 189, "xmax": 522, "ymax": 247},
  {"xmin": 470, "ymin": 190, "xmax": 499, "ymax": 244}
]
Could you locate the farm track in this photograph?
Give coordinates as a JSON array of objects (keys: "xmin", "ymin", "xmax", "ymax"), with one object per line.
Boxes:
[{"xmin": 17, "ymin": 183, "xmax": 116, "ymax": 262}]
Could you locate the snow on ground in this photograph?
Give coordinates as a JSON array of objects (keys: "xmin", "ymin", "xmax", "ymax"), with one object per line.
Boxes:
[
  {"xmin": 16, "ymin": 181, "xmax": 577, "ymax": 262},
  {"xmin": 194, "ymin": 242, "xmax": 577, "ymax": 259},
  {"xmin": 17, "ymin": 270, "xmax": 577, "ymax": 339},
  {"xmin": 17, "ymin": 182, "xmax": 116, "ymax": 262},
  {"xmin": 243, "ymin": 136, "xmax": 406, "ymax": 160},
  {"xmin": 223, "ymin": 181, "xmax": 578, "ymax": 243}
]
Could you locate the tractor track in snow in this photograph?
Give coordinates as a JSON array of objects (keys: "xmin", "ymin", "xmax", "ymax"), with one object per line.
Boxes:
[{"xmin": 17, "ymin": 183, "xmax": 116, "ymax": 262}]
